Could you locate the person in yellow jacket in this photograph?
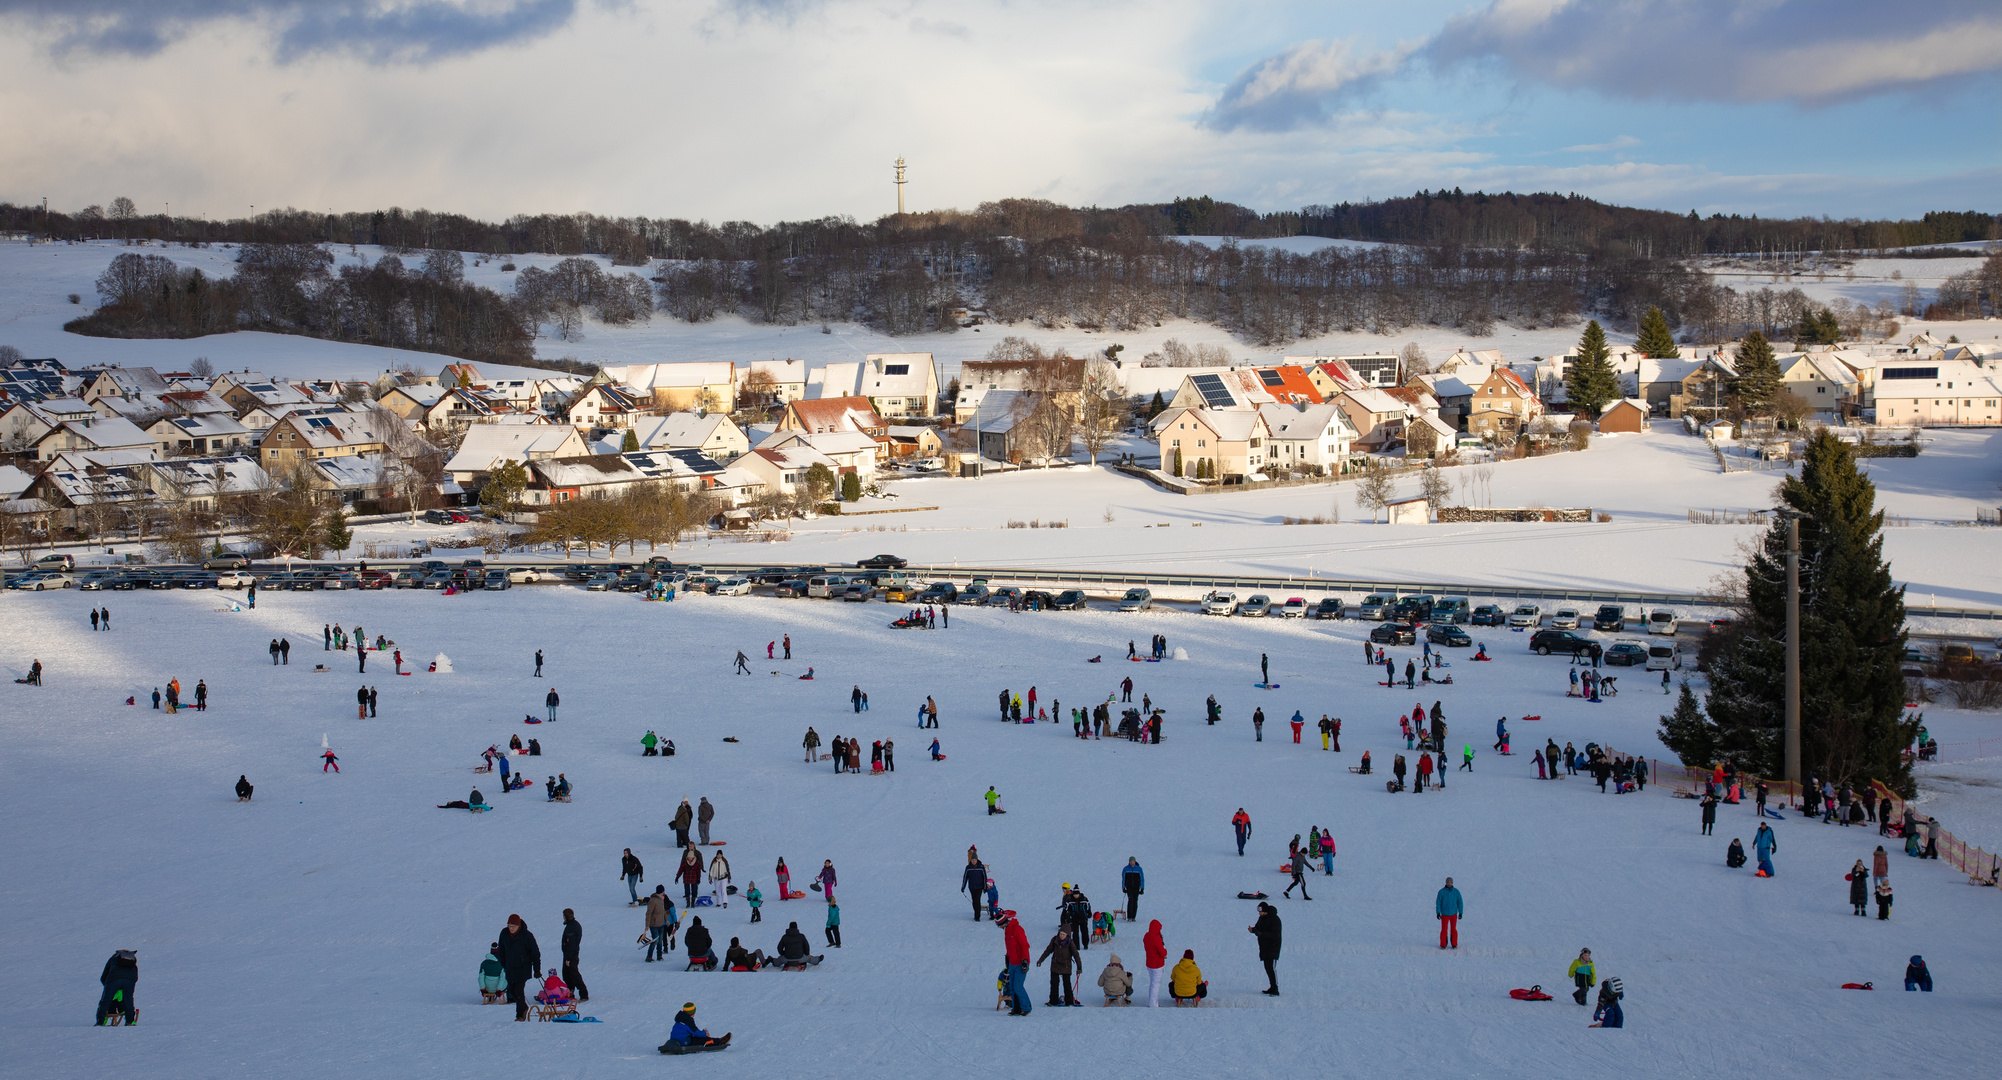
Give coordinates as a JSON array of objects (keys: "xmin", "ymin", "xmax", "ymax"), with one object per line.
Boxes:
[
  {"xmin": 1568, "ymin": 948, "xmax": 1595, "ymax": 1005},
  {"xmin": 1169, "ymin": 949, "xmax": 1204, "ymax": 1006}
]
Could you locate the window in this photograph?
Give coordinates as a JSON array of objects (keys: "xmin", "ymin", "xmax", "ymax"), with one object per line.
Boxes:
[{"xmin": 1197, "ymin": 439, "xmax": 1207, "ymax": 448}]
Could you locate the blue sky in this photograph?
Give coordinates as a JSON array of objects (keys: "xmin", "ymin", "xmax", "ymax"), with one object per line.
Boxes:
[{"xmin": 0, "ymin": 0, "xmax": 1994, "ymax": 223}]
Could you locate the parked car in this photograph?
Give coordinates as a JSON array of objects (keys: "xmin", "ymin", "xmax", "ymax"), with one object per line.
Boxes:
[
  {"xmin": 202, "ymin": 554, "xmax": 251, "ymax": 570},
  {"xmin": 215, "ymin": 570, "xmax": 253, "ymax": 589},
  {"xmin": 806, "ymin": 575, "xmax": 849, "ymax": 599},
  {"xmin": 1432, "ymin": 597, "xmax": 1470, "ymax": 623},
  {"xmin": 1279, "ymin": 597, "xmax": 1308, "ymax": 618},
  {"xmin": 715, "ymin": 578, "xmax": 753, "ymax": 596},
  {"xmin": 323, "ymin": 573, "xmax": 360, "ymax": 590},
  {"xmin": 841, "ymin": 582, "xmax": 873, "ymax": 602},
  {"xmin": 505, "ymin": 567, "xmax": 542, "ymax": 584},
  {"xmin": 1550, "ymin": 607, "xmax": 1581, "ymax": 630},
  {"xmin": 1507, "ymin": 604, "xmax": 1543, "ymax": 629},
  {"xmin": 880, "ymin": 582, "xmax": 913, "ymax": 602},
  {"xmin": 1528, "ymin": 629, "xmax": 1596, "ymax": 656},
  {"xmin": 1646, "ymin": 641, "xmax": 1682, "ymax": 671},
  {"xmin": 1201, "ymin": 591, "xmax": 1238, "ymax": 616},
  {"xmin": 856, "ymin": 554, "xmax": 908, "ymax": 569},
  {"xmin": 8, "ymin": 572, "xmax": 57, "ymax": 590},
  {"xmin": 1469, "ymin": 604, "xmax": 1506, "ymax": 626},
  {"xmin": 1313, "ymin": 597, "xmax": 1344, "ymax": 620},
  {"xmin": 990, "ymin": 586, "xmax": 1024, "ymax": 607},
  {"xmin": 1370, "ymin": 622, "xmax": 1418, "ymax": 646},
  {"xmin": 614, "ymin": 573, "xmax": 650, "ymax": 592},
  {"xmin": 1425, "ymin": 622, "xmax": 1472, "ymax": 647},
  {"xmin": 484, "ymin": 569, "xmax": 512, "ymax": 590},
  {"xmin": 959, "ymin": 583, "xmax": 992, "ymax": 606},
  {"xmin": 446, "ymin": 510, "xmax": 471, "ymax": 523},
  {"xmin": 387, "ymin": 570, "xmax": 421, "ymax": 588},
  {"xmin": 585, "ymin": 573, "xmax": 617, "ymax": 592},
  {"xmin": 1021, "ymin": 590, "xmax": 1056, "ymax": 609},
  {"xmin": 358, "ymin": 570, "xmax": 393, "ymax": 589},
  {"xmin": 1943, "ymin": 643, "xmax": 1978, "ymax": 665},
  {"xmin": 1357, "ymin": 593, "xmax": 1395, "ymax": 620},
  {"xmin": 146, "ymin": 573, "xmax": 177, "ymax": 590},
  {"xmin": 423, "ymin": 509, "xmax": 452, "ymax": 524},
  {"xmin": 1646, "ymin": 610, "xmax": 1678, "ymax": 636},
  {"xmin": 1393, "ymin": 594, "xmax": 1435, "ymax": 622},
  {"xmin": 918, "ymin": 582, "xmax": 959, "ymax": 604},
  {"xmin": 1051, "ymin": 589, "xmax": 1088, "ymax": 611},
  {"xmin": 1605, "ymin": 641, "xmax": 1648, "ymax": 666},
  {"xmin": 34, "ymin": 553, "xmax": 75, "ymax": 571},
  {"xmin": 180, "ymin": 572, "xmax": 220, "ymax": 589},
  {"xmin": 1237, "ymin": 594, "xmax": 1272, "ymax": 618},
  {"xmin": 744, "ymin": 566, "xmax": 788, "ymax": 584},
  {"xmin": 1117, "ymin": 588, "xmax": 1154, "ymax": 612},
  {"xmin": 1593, "ymin": 604, "xmax": 1627, "ymax": 632},
  {"xmin": 78, "ymin": 572, "xmax": 118, "ymax": 591}
]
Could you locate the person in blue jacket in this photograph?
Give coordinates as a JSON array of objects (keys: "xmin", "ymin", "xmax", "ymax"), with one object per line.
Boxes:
[
  {"xmin": 1590, "ymin": 979, "xmax": 1624, "ymax": 1027},
  {"xmin": 661, "ymin": 1002, "xmax": 729, "ymax": 1050},
  {"xmin": 1753, "ymin": 822, "xmax": 1777, "ymax": 876},
  {"xmin": 1122, "ymin": 857, "xmax": 1145, "ymax": 922},
  {"xmin": 1435, "ymin": 877, "xmax": 1463, "ymax": 949},
  {"xmin": 1905, "ymin": 955, "xmax": 1932, "ymax": 991},
  {"xmin": 986, "ymin": 878, "xmax": 1001, "ymax": 922}
]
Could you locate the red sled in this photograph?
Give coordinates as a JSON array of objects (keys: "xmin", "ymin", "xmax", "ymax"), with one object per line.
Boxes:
[
  {"xmin": 1509, "ymin": 987, "xmax": 1554, "ymax": 1001},
  {"xmin": 1521, "ymin": 714, "xmax": 1542, "ymax": 722},
  {"xmin": 1841, "ymin": 982, "xmax": 1873, "ymax": 990},
  {"xmin": 786, "ymin": 890, "xmax": 806, "ymax": 899}
]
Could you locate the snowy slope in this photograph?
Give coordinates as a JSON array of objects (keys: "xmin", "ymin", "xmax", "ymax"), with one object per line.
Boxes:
[{"xmin": 0, "ymin": 586, "xmax": 1993, "ymax": 1078}]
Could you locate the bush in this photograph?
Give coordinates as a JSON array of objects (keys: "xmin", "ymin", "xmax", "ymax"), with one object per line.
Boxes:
[{"xmin": 67, "ymin": 293, "xmax": 81, "ymax": 304}]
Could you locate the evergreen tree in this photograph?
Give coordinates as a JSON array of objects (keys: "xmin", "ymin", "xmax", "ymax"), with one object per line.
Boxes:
[
  {"xmin": 1563, "ymin": 320, "xmax": 1621, "ymax": 418},
  {"xmin": 1687, "ymin": 432, "xmax": 1915, "ymax": 790},
  {"xmin": 1635, "ymin": 306, "xmax": 1680, "ymax": 359},
  {"xmin": 840, "ymin": 470, "xmax": 862, "ymax": 502},
  {"xmin": 621, "ymin": 428, "xmax": 640, "ymax": 452},
  {"xmin": 1730, "ymin": 331, "xmax": 1784, "ymax": 416},
  {"xmin": 1149, "ymin": 390, "xmax": 1166, "ymax": 418},
  {"xmin": 324, "ymin": 508, "xmax": 352, "ymax": 555},
  {"xmin": 1656, "ymin": 681, "xmax": 1714, "ymax": 768},
  {"xmin": 1171, "ymin": 446, "xmax": 1183, "ymax": 477},
  {"xmin": 1795, "ymin": 307, "xmax": 1842, "ymax": 346}
]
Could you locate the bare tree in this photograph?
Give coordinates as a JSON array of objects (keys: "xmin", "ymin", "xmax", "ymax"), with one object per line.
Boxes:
[
  {"xmin": 1074, "ymin": 360, "xmax": 1122, "ymax": 465},
  {"xmin": 187, "ymin": 356, "xmax": 215, "ymax": 380},
  {"xmin": 1418, "ymin": 464, "xmax": 1451, "ymax": 510},
  {"xmin": 1354, "ymin": 460, "xmax": 1396, "ymax": 523},
  {"xmin": 1400, "ymin": 341, "xmax": 1431, "ymax": 377}
]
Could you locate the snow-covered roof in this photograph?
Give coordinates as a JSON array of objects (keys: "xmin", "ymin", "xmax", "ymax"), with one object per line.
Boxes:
[
  {"xmin": 750, "ymin": 444, "xmax": 839, "ymax": 471},
  {"xmin": 1636, "ymin": 356, "xmax": 1708, "ymax": 386},
  {"xmin": 152, "ymin": 412, "xmax": 251, "ymax": 440},
  {"xmin": 784, "ymin": 396, "xmax": 883, "ymax": 435},
  {"xmin": 444, "ymin": 424, "xmax": 587, "ymax": 474},
  {"xmin": 858, "ymin": 353, "xmax": 935, "ymax": 398},
  {"xmin": 531, "ymin": 454, "xmax": 645, "ymax": 490},
  {"xmin": 606, "ymin": 362, "xmax": 735, "ymax": 391},
  {"xmin": 632, "ymin": 411, "xmax": 736, "ymax": 449},
  {"xmin": 0, "ymin": 464, "xmax": 32, "ymax": 500},
  {"xmin": 769, "ymin": 429, "xmax": 879, "ymax": 457},
  {"xmin": 151, "ymin": 455, "xmax": 270, "ymax": 496},
  {"xmin": 37, "ymin": 397, "xmax": 96, "ymax": 420},
  {"xmin": 808, "ymin": 362, "xmax": 861, "ymax": 400},
  {"xmin": 1258, "ymin": 402, "xmax": 1355, "ymax": 441},
  {"xmin": 747, "ymin": 358, "xmax": 809, "ymax": 385},
  {"xmin": 44, "ymin": 416, "xmax": 154, "ymax": 450},
  {"xmin": 309, "ymin": 453, "xmax": 394, "ymax": 491},
  {"xmin": 270, "ymin": 410, "xmax": 383, "ymax": 451},
  {"xmin": 623, "ymin": 449, "xmax": 726, "ymax": 480},
  {"xmin": 387, "ymin": 384, "xmax": 449, "ymax": 407},
  {"xmin": 1415, "ymin": 373, "xmax": 1476, "ymax": 399},
  {"xmin": 1340, "ymin": 388, "xmax": 1410, "ymax": 416}
]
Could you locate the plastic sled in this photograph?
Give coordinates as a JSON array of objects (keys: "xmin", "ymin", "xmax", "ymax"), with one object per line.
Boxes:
[
  {"xmin": 1236, "ymin": 891, "xmax": 1269, "ymax": 900},
  {"xmin": 550, "ymin": 1013, "xmax": 600, "ymax": 1022},
  {"xmin": 1841, "ymin": 982, "xmax": 1873, "ymax": 990},
  {"xmin": 1087, "ymin": 656, "xmax": 1102, "ymax": 663},
  {"xmin": 1510, "ymin": 987, "xmax": 1553, "ymax": 1001},
  {"xmin": 810, "ymin": 882, "xmax": 822, "ymax": 892},
  {"xmin": 694, "ymin": 896, "xmax": 715, "ymax": 906},
  {"xmin": 786, "ymin": 890, "xmax": 807, "ymax": 899},
  {"xmin": 1254, "ymin": 683, "xmax": 1280, "ymax": 689},
  {"xmin": 1521, "ymin": 715, "xmax": 1541, "ymax": 722},
  {"xmin": 703, "ymin": 840, "xmax": 728, "ymax": 846},
  {"xmin": 524, "ymin": 718, "xmax": 542, "ymax": 724},
  {"xmin": 659, "ymin": 1037, "xmax": 730, "ymax": 1054}
]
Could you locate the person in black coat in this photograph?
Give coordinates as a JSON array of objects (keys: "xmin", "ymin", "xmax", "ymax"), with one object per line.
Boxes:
[
  {"xmin": 1122, "ymin": 857, "xmax": 1145, "ymax": 922},
  {"xmin": 1250, "ymin": 903, "xmax": 1282, "ymax": 995},
  {"xmin": 685, "ymin": 917, "xmax": 715, "ymax": 967},
  {"xmin": 561, "ymin": 909, "xmax": 588, "ymax": 1002},
  {"xmin": 545, "ymin": 687, "xmax": 559, "ymax": 722},
  {"xmin": 497, "ymin": 915, "xmax": 541, "ymax": 1021},
  {"xmin": 96, "ymin": 949, "xmax": 138, "ymax": 1024},
  {"xmin": 1726, "ymin": 838, "xmax": 1746, "ymax": 868},
  {"xmin": 777, "ymin": 922, "xmax": 813, "ymax": 962},
  {"xmin": 1700, "ymin": 793, "xmax": 1718, "ymax": 835},
  {"xmin": 235, "ymin": 775, "xmax": 253, "ymax": 801},
  {"xmin": 961, "ymin": 858, "xmax": 988, "ymax": 920}
]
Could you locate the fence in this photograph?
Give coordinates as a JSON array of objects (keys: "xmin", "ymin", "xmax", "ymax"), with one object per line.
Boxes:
[
  {"xmin": 1686, "ymin": 508, "xmax": 1772, "ymax": 525},
  {"xmin": 1635, "ymin": 760, "xmax": 2000, "ymax": 890}
]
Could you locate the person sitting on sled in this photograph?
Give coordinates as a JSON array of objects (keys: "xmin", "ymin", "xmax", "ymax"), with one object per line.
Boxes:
[
  {"xmin": 1474, "ymin": 643, "xmax": 1489, "ymax": 660},
  {"xmin": 1357, "ymin": 750, "xmax": 1371, "ymax": 773},
  {"xmin": 664, "ymin": 1002, "xmax": 729, "ymax": 1049},
  {"xmin": 535, "ymin": 969, "xmax": 571, "ymax": 1005}
]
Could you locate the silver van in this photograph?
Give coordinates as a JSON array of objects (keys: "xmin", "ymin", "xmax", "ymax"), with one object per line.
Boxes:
[
  {"xmin": 807, "ymin": 574, "xmax": 849, "ymax": 599},
  {"xmin": 1646, "ymin": 641, "xmax": 1682, "ymax": 671}
]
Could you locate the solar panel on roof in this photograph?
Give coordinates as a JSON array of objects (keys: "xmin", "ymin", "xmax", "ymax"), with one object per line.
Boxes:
[
  {"xmin": 1258, "ymin": 369, "xmax": 1285, "ymax": 387},
  {"xmin": 1191, "ymin": 374, "xmax": 1236, "ymax": 409}
]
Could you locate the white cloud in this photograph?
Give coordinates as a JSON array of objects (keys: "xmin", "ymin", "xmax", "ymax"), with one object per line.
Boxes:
[
  {"xmin": 1205, "ymin": 37, "xmax": 1414, "ymax": 131},
  {"xmin": 1562, "ymin": 136, "xmax": 1639, "ymax": 153}
]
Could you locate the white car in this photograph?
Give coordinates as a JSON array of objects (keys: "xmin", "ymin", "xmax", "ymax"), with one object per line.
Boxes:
[
  {"xmin": 1279, "ymin": 597, "xmax": 1308, "ymax": 618},
  {"xmin": 1647, "ymin": 610, "xmax": 1679, "ymax": 636},
  {"xmin": 1201, "ymin": 591, "xmax": 1237, "ymax": 615},
  {"xmin": 215, "ymin": 571, "xmax": 253, "ymax": 588},
  {"xmin": 26, "ymin": 570, "xmax": 75, "ymax": 589},
  {"xmin": 714, "ymin": 577, "xmax": 753, "ymax": 596},
  {"xmin": 506, "ymin": 567, "xmax": 544, "ymax": 583},
  {"xmin": 1550, "ymin": 607, "xmax": 1580, "ymax": 630},
  {"xmin": 1507, "ymin": 604, "xmax": 1542, "ymax": 629}
]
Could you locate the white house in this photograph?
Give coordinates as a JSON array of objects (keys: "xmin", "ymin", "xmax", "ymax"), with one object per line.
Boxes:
[
  {"xmin": 631, "ymin": 412, "xmax": 750, "ymax": 461},
  {"xmin": 759, "ymin": 429, "xmax": 881, "ymax": 474},
  {"xmin": 733, "ymin": 444, "xmax": 842, "ymax": 496},
  {"xmin": 444, "ymin": 424, "xmax": 592, "ymax": 485},
  {"xmin": 1257, "ymin": 402, "xmax": 1356, "ymax": 472}
]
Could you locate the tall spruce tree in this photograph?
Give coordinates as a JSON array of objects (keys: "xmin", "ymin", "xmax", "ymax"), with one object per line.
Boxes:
[
  {"xmin": 1730, "ymin": 331, "xmax": 1784, "ymax": 416},
  {"xmin": 1635, "ymin": 306, "xmax": 1680, "ymax": 359},
  {"xmin": 1656, "ymin": 681, "xmax": 1712, "ymax": 767},
  {"xmin": 1795, "ymin": 307, "xmax": 1842, "ymax": 346},
  {"xmin": 1563, "ymin": 320, "xmax": 1621, "ymax": 417},
  {"xmin": 1673, "ymin": 432, "xmax": 1915, "ymax": 791}
]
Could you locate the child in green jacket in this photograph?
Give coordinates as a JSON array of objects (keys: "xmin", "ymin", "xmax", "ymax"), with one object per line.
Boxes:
[{"xmin": 746, "ymin": 883, "xmax": 763, "ymax": 923}]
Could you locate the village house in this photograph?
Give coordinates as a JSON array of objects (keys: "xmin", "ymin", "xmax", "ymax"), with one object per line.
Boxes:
[
  {"xmin": 758, "ymin": 428, "xmax": 881, "ymax": 474},
  {"xmin": 621, "ymin": 448, "xmax": 727, "ymax": 494},
  {"xmin": 775, "ymin": 396, "xmax": 887, "ymax": 438},
  {"xmin": 1465, "ymin": 367, "xmax": 1542, "ymax": 442},
  {"xmin": 562, "ymin": 383, "xmax": 648, "ymax": 431},
  {"xmin": 1663, "ymin": 357, "xmax": 1736, "ymax": 420},
  {"xmin": 1597, "ymin": 399, "xmax": 1653, "ymax": 435},
  {"xmin": 443, "ymin": 424, "xmax": 592, "ymax": 487},
  {"xmin": 1333, "ymin": 387, "xmax": 1412, "ymax": 452},
  {"xmin": 79, "ymin": 366, "xmax": 172, "ymax": 402},
  {"xmin": 1872, "ymin": 362, "xmax": 2002, "ymax": 426},
  {"xmin": 23, "ymin": 448, "xmax": 158, "ymax": 531},
  {"xmin": 1407, "ymin": 372, "xmax": 1478, "ymax": 431},
  {"xmin": 1780, "ymin": 353, "xmax": 1862, "ymax": 419},
  {"xmin": 210, "ymin": 372, "xmax": 322, "ymax": 416},
  {"xmin": 811, "ymin": 353, "xmax": 940, "ymax": 419},
  {"xmin": 32, "ymin": 415, "xmax": 156, "ymax": 461},
  {"xmin": 954, "ymin": 358, "xmax": 1086, "ymax": 423},
  {"xmin": 1402, "ymin": 413, "xmax": 1457, "ymax": 459},
  {"xmin": 741, "ymin": 359, "xmax": 809, "ymax": 410},
  {"xmin": 884, "ymin": 424, "xmax": 945, "ymax": 460},
  {"xmin": 1257, "ymin": 402, "xmax": 1355, "ymax": 474},
  {"xmin": 733, "ymin": 443, "xmax": 842, "ymax": 497},
  {"xmin": 143, "ymin": 411, "xmax": 253, "ymax": 457},
  {"xmin": 1153, "ymin": 406, "xmax": 1272, "ymax": 481},
  {"xmin": 521, "ymin": 454, "xmax": 648, "ymax": 505},
  {"xmin": 257, "ymin": 411, "xmax": 387, "ymax": 469},
  {"xmin": 630, "ymin": 412, "xmax": 750, "ymax": 461},
  {"xmin": 603, "ymin": 362, "xmax": 737, "ymax": 413},
  {"xmin": 1167, "ymin": 370, "xmax": 1277, "ymax": 412}
]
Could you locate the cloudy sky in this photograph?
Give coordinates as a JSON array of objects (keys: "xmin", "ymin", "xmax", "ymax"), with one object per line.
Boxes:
[{"xmin": 1, "ymin": 0, "xmax": 1996, "ymax": 224}]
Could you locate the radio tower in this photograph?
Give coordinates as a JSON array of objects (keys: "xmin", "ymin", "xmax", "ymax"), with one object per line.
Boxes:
[{"xmin": 894, "ymin": 157, "xmax": 907, "ymax": 216}]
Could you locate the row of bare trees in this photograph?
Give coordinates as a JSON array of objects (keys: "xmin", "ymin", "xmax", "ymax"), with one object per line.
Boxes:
[{"xmin": 518, "ymin": 482, "xmax": 721, "ymax": 557}]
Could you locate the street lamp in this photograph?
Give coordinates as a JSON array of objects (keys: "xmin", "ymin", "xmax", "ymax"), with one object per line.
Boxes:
[{"xmin": 1773, "ymin": 506, "xmax": 1805, "ymax": 784}]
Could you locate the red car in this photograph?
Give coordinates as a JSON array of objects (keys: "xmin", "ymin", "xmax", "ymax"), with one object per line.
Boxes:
[
  {"xmin": 357, "ymin": 570, "xmax": 394, "ymax": 590},
  {"xmin": 446, "ymin": 510, "xmax": 471, "ymax": 524}
]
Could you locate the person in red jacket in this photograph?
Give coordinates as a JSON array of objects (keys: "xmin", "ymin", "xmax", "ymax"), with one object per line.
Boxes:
[
  {"xmin": 1143, "ymin": 918, "xmax": 1167, "ymax": 1007},
  {"xmin": 1000, "ymin": 911, "xmax": 1032, "ymax": 1015},
  {"xmin": 1415, "ymin": 751, "xmax": 1433, "ymax": 793},
  {"xmin": 1231, "ymin": 809, "xmax": 1252, "ymax": 856}
]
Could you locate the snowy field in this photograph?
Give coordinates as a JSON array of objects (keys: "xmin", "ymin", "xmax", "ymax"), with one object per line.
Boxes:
[
  {"xmin": 0, "ymin": 585, "xmax": 1995, "ymax": 1077},
  {"xmin": 5, "ymin": 240, "xmax": 1997, "ymax": 388},
  {"xmin": 341, "ymin": 427, "xmax": 2002, "ymax": 613}
]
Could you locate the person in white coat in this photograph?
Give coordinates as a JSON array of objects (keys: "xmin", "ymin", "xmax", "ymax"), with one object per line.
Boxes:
[{"xmin": 708, "ymin": 850, "xmax": 732, "ymax": 908}]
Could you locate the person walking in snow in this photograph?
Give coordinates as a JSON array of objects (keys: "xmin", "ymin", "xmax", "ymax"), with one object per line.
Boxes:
[
  {"xmin": 622, "ymin": 848, "xmax": 645, "ymax": 904},
  {"xmin": 1289, "ymin": 710, "xmax": 1304, "ymax": 743},
  {"xmin": 1461, "ymin": 744, "xmax": 1474, "ymax": 771},
  {"xmin": 1568, "ymin": 948, "xmax": 1595, "ymax": 1004},
  {"xmin": 95, "ymin": 949, "xmax": 138, "ymax": 1026},
  {"xmin": 1753, "ymin": 822, "xmax": 1777, "ymax": 876},
  {"xmin": 368, "ymin": 686, "xmax": 377, "ymax": 718},
  {"xmin": 1036, "ymin": 927, "xmax": 1081, "ymax": 1006},
  {"xmin": 697, "ymin": 797, "xmax": 715, "ymax": 845},
  {"xmin": 1251, "ymin": 707, "xmax": 1265, "ymax": 742},
  {"xmin": 1435, "ymin": 877, "xmax": 1462, "ymax": 949},
  {"xmin": 1700, "ymin": 792, "xmax": 1718, "ymax": 835},
  {"xmin": 1282, "ymin": 848, "xmax": 1311, "ymax": 900},
  {"xmin": 677, "ymin": 847, "xmax": 705, "ymax": 909},
  {"xmin": 1260, "ymin": 653, "xmax": 1269, "ymax": 684},
  {"xmin": 1846, "ymin": 860, "xmax": 1870, "ymax": 916},
  {"xmin": 1122, "ymin": 858, "xmax": 1144, "ymax": 922},
  {"xmin": 851, "ymin": 685, "xmax": 863, "ymax": 713},
  {"xmin": 708, "ymin": 850, "xmax": 731, "ymax": 907},
  {"xmin": 802, "ymin": 727, "xmax": 820, "ymax": 762},
  {"xmin": 1120, "ymin": 676, "xmax": 1133, "ymax": 703},
  {"xmin": 1232, "ymin": 808, "xmax": 1252, "ymax": 856},
  {"xmin": 545, "ymin": 687, "xmax": 559, "ymax": 722},
  {"xmin": 962, "ymin": 854, "xmax": 989, "ymax": 920},
  {"xmin": 1000, "ymin": 911, "xmax": 1033, "ymax": 1016},
  {"xmin": 1415, "ymin": 749, "xmax": 1433, "ymax": 793},
  {"xmin": 560, "ymin": 909, "xmax": 588, "ymax": 1003},
  {"xmin": 734, "ymin": 650, "xmax": 750, "ymax": 674},
  {"xmin": 193, "ymin": 680, "xmax": 208, "ymax": 712},
  {"xmin": 816, "ymin": 860, "xmax": 837, "ymax": 902},
  {"xmin": 268, "ymin": 638, "xmax": 279, "ymax": 665},
  {"xmin": 782, "ymin": 634, "xmax": 791, "ymax": 660},
  {"xmin": 534, "ymin": 650, "xmax": 543, "ymax": 677}
]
